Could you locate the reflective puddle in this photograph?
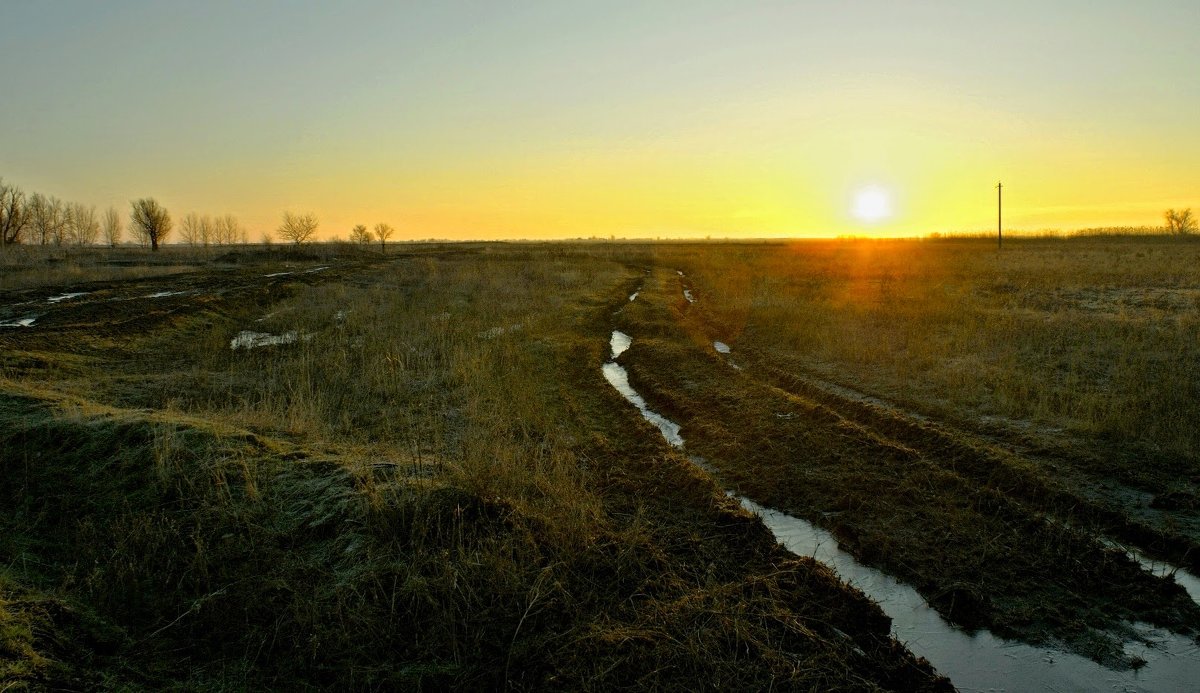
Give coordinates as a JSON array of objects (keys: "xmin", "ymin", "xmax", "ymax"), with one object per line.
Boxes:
[
  {"xmin": 741, "ymin": 497, "xmax": 1200, "ymax": 692},
  {"xmin": 1110, "ymin": 540, "xmax": 1200, "ymax": 606},
  {"xmin": 713, "ymin": 341, "xmax": 730, "ymax": 354},
  {"xmin": 610, "ymin": 330, "xmax": 632, "ymax": 359},
  {"xmin": 0, "ymin": 315, "xmax": 37, "ymax": 328},
  {"xmin": 47, "ymin": 292, "xmax": 88, "ymax": 303},
  {"xmin": 602, "ymin": 329, "xmax": 1200, "ymax": 691}
]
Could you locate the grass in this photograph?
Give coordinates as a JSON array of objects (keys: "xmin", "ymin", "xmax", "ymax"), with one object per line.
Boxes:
[
  {"xmin": 598, "ymin": 237, "xmax": 1200, "ymax": 664},
  {"xmin": 5, "ymin": 235, "xmax": 1197, "ymax": 687},
  {"xmin": 655, "ymin": 236, "xmax": 1200, "ymax": 475},
  {"xmin": 0, "ymin": 245, "xmax": 946, "ymax": 690}
]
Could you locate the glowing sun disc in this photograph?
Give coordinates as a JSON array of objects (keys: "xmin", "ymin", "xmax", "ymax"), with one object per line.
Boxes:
[{"xmin": 852, "ymin": 186, "xmax": 892, "ymax": 223}]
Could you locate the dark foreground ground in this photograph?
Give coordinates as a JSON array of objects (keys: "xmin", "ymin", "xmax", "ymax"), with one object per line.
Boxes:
[
  {"xmin": 0, "ymin": 244, "xmax": 947, "ymax": 691},
  {"xmin": 2, "ymin": 239, "xmax": 1198, "ymax": 690}
]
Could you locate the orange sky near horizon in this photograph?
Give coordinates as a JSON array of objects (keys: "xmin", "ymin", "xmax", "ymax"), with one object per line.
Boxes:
[{"xmin": 2, "ymin": 2, "xmax": 1197, "ymax": 241}]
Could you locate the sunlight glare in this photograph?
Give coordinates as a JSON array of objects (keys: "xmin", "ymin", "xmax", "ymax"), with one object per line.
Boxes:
[{"xmin": 852, "ymin": 186, "xmax": 892, "ymax": 223}]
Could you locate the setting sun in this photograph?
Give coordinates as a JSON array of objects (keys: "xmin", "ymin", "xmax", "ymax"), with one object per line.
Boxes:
[{"xmin": 852, "ymin": 186, "xmax": 893, "ymax": 224}]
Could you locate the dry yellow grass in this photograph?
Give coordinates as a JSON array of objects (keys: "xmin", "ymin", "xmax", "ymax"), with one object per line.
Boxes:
[
  {"xmin": 656, "ymin": 236, "xmax": 1200, "ymax": 473},
  {"xmin": 0, "ymin": 244, "xmax": 945, "ymax": 690}
]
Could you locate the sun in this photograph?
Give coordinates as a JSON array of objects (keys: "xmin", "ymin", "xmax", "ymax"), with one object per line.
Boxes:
[{"xmin": 851, "ymin": 185, "xmax": 892, "ymax": 223}]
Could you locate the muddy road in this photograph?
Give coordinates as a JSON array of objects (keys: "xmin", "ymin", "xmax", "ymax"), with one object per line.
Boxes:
[{"xmin": 605, "ymin": 265, "xmax": 1200, "ymax": 689}]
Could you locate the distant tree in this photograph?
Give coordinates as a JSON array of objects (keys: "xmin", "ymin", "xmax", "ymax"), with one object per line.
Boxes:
[
  {"xmin": 261, "ymin": 230, "xmax": 273, "ymax": 246},
  {"xmin": 215, "ymin": 214, "xmax": 242, "ymax": 245},
  {"xmin": 350, "ymin": 224, "xmax": 372, "ymax": 244},
  {"xmin": 277, "ymin": 211, "xmax": 318, "ymax": 245},
  {"xmin": 130, "ymin": 198, "xmax": 172, "ymax": 250},
  {"xmin": 200, "ymin": 214, "xmax": 215, "ymax": 246},
  {"xmin": 374, "ymin": 222, "xmax": 394, "ymax": 253},
  {"xmin": 66, "ymin": 202, "xmax": 100, "ymax": 246},
  {"xmin": 27, "ymin": 194, "xmax": 49, "ymax": 245},
  {"xmin": 27, "ymin": 194, "xmax": 66, "ymax": 245},
  {"xmin": 103, "ymin": 206, "xmax": 122, "ymax": 247},
  {"xmin": 179, "ymin": 212, "xmax": 204, "ymax": 246},
  {"xmin": 1165, "ymin": 208, "xmax": 1196, "ymax": 235},
  {"xmin": 45, "ymin": 196, "xmax": 67, "ymax": 245},
  {"xmin": 0, "ymin": 178, "xmax": 28, "ymax": 246}
]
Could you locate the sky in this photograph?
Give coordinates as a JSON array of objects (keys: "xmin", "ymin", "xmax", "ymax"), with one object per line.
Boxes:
[{"xmin": 2, "ymin": 0, "xmax": 1198, "ymax": 240}]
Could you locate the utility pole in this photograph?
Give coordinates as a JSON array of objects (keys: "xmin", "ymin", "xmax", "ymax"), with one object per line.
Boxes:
[{"xmin": 997, "ymin": 181, "xmax": 1003, "ymax": 250}]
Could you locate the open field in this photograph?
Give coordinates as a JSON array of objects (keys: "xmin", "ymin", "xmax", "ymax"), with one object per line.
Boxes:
[{"xmin": 2, "ymin": 238, "xmax": 1199, "ymax": 690}]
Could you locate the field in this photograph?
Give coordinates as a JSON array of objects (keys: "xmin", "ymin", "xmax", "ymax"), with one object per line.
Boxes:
[{"xmin": 1, "ymin": 237, "xmax": 1198, "ymax": 690}]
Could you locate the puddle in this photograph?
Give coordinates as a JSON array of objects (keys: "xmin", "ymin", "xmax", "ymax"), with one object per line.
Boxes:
[
  {"xmin": 602, "ymin": 329, "xmax": 1200, "ymax": 691},
  {"xmin": 610, "ymin": 330, "xmax": 632, "ymax": 359},
  {"xmin": 146, "ymin": 290, "xmax": 187, "ymax": 298},
  {"xmin": 1108, "ymin": 540, "xmax": 1200, "ymax": 606},
  {"xmin": 602, "ymin": 362, "xmax": 683, "ymax": 447},
  {"xmin": 713, "ymin": 341, "xmax": 731, "ymax": 354},
  {"xmin": 629, "ymin": 290, "xmax": 640, "ymax": 301},
  {"xmin": 264, "ymin": 271, "xmax": 293, "ymax": 278},
  {"xmin": 304, "ymin": 266, "xmax": 329, "ymax": 274},
  {"xmin": 601, "ymin": 360, "xmax": 682, "ymax": 447},
  {"xmin": 683, "ymin": 289, "xmax": 695, "ymax": 303},
  {"xmin": 0, "ymin": 315, "xmax": 37, "ymax": 328},
  {"xmin": 741, "ymin": 497, "xmax": 1200, "ymax": 692},
  {"xmin": 676, "ymin": 270, "xmax": 684, "ymax": 276},
  {"xmin": 46, "ymin": 292, "xmax": 88, "ymax": 303},
  {"xmin": 229, "ymin": 330, "xmax": 311, "ymax": 350}
]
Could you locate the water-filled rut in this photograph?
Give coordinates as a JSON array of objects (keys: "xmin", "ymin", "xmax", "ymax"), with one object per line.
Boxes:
[{"xmin": 602, "ymin": 327, "xmax": 1200, "ymax": 691}]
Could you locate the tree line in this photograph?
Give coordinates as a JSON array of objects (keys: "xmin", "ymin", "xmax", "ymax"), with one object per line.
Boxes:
[
  {"xmin": 2, "ymin": 176, "xmax": 405, "ymax": 252},
  {"xmin": 1, "ymin": 178, "xmax": 125, "ymax": 248}
]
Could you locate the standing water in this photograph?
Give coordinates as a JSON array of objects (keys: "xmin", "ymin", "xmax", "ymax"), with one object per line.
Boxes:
[{"xmin": 602, "ymin": 329, "xmax": 1200, "ymax": 691}]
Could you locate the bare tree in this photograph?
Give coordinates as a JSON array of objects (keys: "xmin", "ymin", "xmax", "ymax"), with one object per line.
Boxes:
[
  {"xmin": 130, "ymin": 198, "xmax": 172, "ymax": 250},
  {"xmin": 277, "ymin": 211, "xmax": 318, "ymax": 245},
  {"xmin": 66, "ymin": 202, "xmax": 100, "ymax": 246},
  {"xmin": 27, "ymin": 194, "xmax": 66, "ymax": 245},
  {"xmin": 1165, "ymin": 208, "xmax": 1196, "ymax": 235},
  {"xmin": 103, "ymin": 207, "xmax": 122, "ymax": 247},
  {"xmin": 27, "ymin": 194, "xmax": 49, "ymax": 245},
  {"xmin": 350, "ymin": 224, "xmax": 372, "ymax": 244},
  {"xmin": 179, "ymin": 212, "xmax": 204, "ymax": 246},
  {"xmin": 261, "ymin": 230, "xmax": 273, "ymax": 246},
  {"xmin": 0, "ymin": 178, "xmax": 28, "ymax": 247},
  {"xmin": 46, "ymin": 196, "xmax": 67, "ymax": 245},
  {"xmin": 202, "ymin": 213, "xmax": 217, "ymax": 245},
  {"xmin": 215, "ymin": 214, "xmax": 242, "ymax": 245},
  {"xmin": 374, "ymin": 222, "xmax": 394, "ymax": 253}
]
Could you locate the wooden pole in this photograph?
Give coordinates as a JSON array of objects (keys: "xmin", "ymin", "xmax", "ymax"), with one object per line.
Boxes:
[{"xmin": 997, "ymin": 181, "xmax": 1003, "ymax": 250}]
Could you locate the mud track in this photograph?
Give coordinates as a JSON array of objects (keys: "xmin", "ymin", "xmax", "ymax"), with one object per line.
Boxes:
[{"xmin": 613, "ymin": 266, "xmax": 1200, "ymax": 669}]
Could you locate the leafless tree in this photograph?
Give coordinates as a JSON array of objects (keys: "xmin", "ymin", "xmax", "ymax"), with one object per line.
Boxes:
[
  {"xmin": 374, "ymin": 222, "xmax": 394, "ymax": 253},
  {"xmin": 350, "ymin": 224, "xmax": 372, "ymax": 244},
  {"xmin": 215, "ymin": 214, "xmax": 242, "ymax": 245},
  {"xmin": 200, "ymin": 215, "xmax": 214, "ymax": 246},
  {"xmin": 277, "ymin": 211, "xmax": 318, "ymax": 245},
  {"xmin": 261, "ymin": 230, "xmax": 273, "ymax": 246},
  {"xmin": 130, "ymin": 198, "xmax": 172, "ymax": 250},
  {"xmin": 66, "ymin": 202, "xmax": 100, "ymax": 246},
  {"xmin": 28, "ymin": 194, "xmax": 66, "ymax": 245},
  {"xmin": 1165, "ymin": 208, "xmax": 1196, "ymax": 235},
  {"xmin": 179, "ymin": 212, "xmax": 205, "ymax": 246},
  {"xmin": 0, "ymin": 178, "xmax": 28, "ymax": 247},
  {"xmin": 103, "ymin": 207, "xmax": 122, "ymax": 247},
  {"xmin": 47, "ymin": 196, "xmax": 67, "ymax": 245}
]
